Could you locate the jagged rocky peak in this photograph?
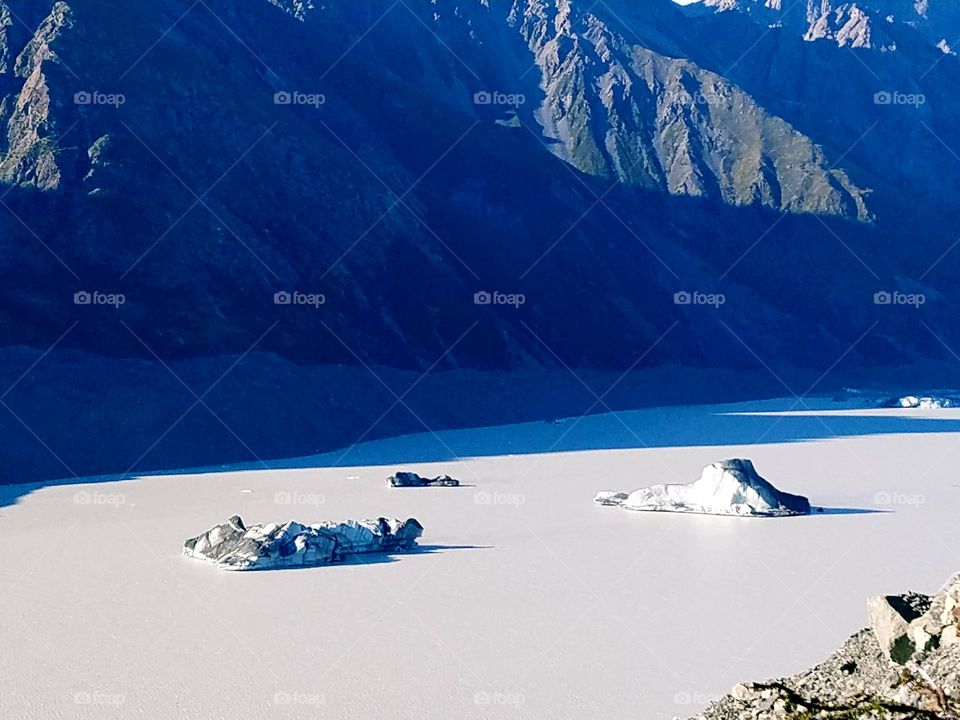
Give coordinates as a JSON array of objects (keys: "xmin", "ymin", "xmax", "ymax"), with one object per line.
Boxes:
[
  {"xmin": 692, "ymin": 0, "xmax": 960, "ymax": 51},
  {"xmin": 702, "ymin": 0, "xmax": 787, "ymax": 14},
  {"xmin": 513, "ymin": 0, "xmax": 871, "ymax": 219},
  {"xmin": 0, "ymin": 0, "xmax": 873, "ymax": 220},
  {"xmin": 0, "ymin": 4, "xmax": 13, "ymax": 74},
  {"xmin": 0, "ymin": 0, "xmax": 74, "ymax": 190},
  {"xmin": 695, "ymin": 0, "xmax": 807, "ymax": 25},
  {"xmin": 804, "ymin": 3, "xmax": 888, "ymax": 50}
]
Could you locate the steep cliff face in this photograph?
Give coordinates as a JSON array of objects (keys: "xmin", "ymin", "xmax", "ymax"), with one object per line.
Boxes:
[
  {"xmin": 697, "ymin": 0, "xmax": 960, "ymax": 51},
  {"xmin": 804, "ymin": 3, "xmax": 885, "ymax": 49},
  {"xmin": 2, "ymin": 0, "xmax": 957, "ymax": 227},
  {"xmin": 511, "ymin": 0, "xmax": 872, "ymax": 218},
  {"xmin": 0, "ymin": 1, "xmax": 73, "ymax": 190},
  {"xmin": 0, "ymin": 0, "xmax": 874, "ymax": 221}
]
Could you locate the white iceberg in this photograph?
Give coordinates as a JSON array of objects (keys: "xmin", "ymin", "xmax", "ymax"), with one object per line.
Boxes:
[
  {"xmin": 183, "ymin": 515, "xmax": 423, "ymax": 570},
  {"xmin": 884, "ymin": 395, "xmax": 956, "ymax": 409},
  {"xmin": 594, "ymin": 459, "xmax": 811, "ymax": 517}
]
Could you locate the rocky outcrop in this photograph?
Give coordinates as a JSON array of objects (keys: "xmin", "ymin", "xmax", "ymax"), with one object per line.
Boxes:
[
  {"xmin": 183, "ymin": 515, "xmax": 423, "ymax": 570},
  {"xmin": 388, "ymin": 471, "xmax": 460, "ymax": 488},
  {"xmin": 803, "ymin": 3, "xmax": 889, "ymax": 49},
  {"xmin": 693, "ymin": 573, "xmax": 960, "ymax": 720},
  {"xmin": 868, "ymin": 573, "xmax": 960, "ymax": 664},
  {"xmin": 868, "ymin": 591, "xmax": 935, "ymax": 663},
  {"xmin": 595, "ymin": 459, "xmax": 811, "ymax": 517}
]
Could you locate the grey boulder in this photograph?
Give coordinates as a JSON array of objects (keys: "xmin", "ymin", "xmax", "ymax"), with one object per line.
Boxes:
[
  {"xmin": 867, "ymin": 592, "xmax": 934, "ymax": 664},
  {"xmin": 868, "ymin": 573, "xmax": 960, "ymax": 664}
]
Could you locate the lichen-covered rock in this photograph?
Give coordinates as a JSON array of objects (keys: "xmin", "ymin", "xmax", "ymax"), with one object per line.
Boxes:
[{"xmin": 183, "ymin": 515, "xmax": 423, "ymax": 570}]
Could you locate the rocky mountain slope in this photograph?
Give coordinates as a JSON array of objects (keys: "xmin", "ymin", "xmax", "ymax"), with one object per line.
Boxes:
[
  {"xmin": 1, "ymin": 0, "xmax": 960, "ymax": 479},
  {"xmin": 513, "ymin": 0, "xmax": 871, "ymax": 217},
  {"xmin": 0, "ymin": 0, "xmax": 886, "ymax": 368}
]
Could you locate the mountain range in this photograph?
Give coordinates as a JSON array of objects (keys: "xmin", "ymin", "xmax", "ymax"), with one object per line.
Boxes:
[{"xmin": 2, "ymin": 0, "xmax": 959, "ymax": 480}]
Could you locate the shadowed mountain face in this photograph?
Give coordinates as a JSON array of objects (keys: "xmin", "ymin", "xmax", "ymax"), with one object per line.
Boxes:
[
  {"xmin": 514, "ymin": 0, "xmax": 872, "ymax": 218},
  {"xmin": 674, "ymin": 0, "xmax": 960, "ymax": 230},
  {"xmin": 1, "ymin": 0, "xmax": 960, "ymax": 480}
]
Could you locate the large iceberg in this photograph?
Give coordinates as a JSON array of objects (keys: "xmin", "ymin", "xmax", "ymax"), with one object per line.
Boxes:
[
  {"xmin": 595, "ymin": 459, "xmax": 811, "ymax": 517},
  {"xmin": 183, "ymin": 515, "xmax": 423, "ymax": 570}
]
